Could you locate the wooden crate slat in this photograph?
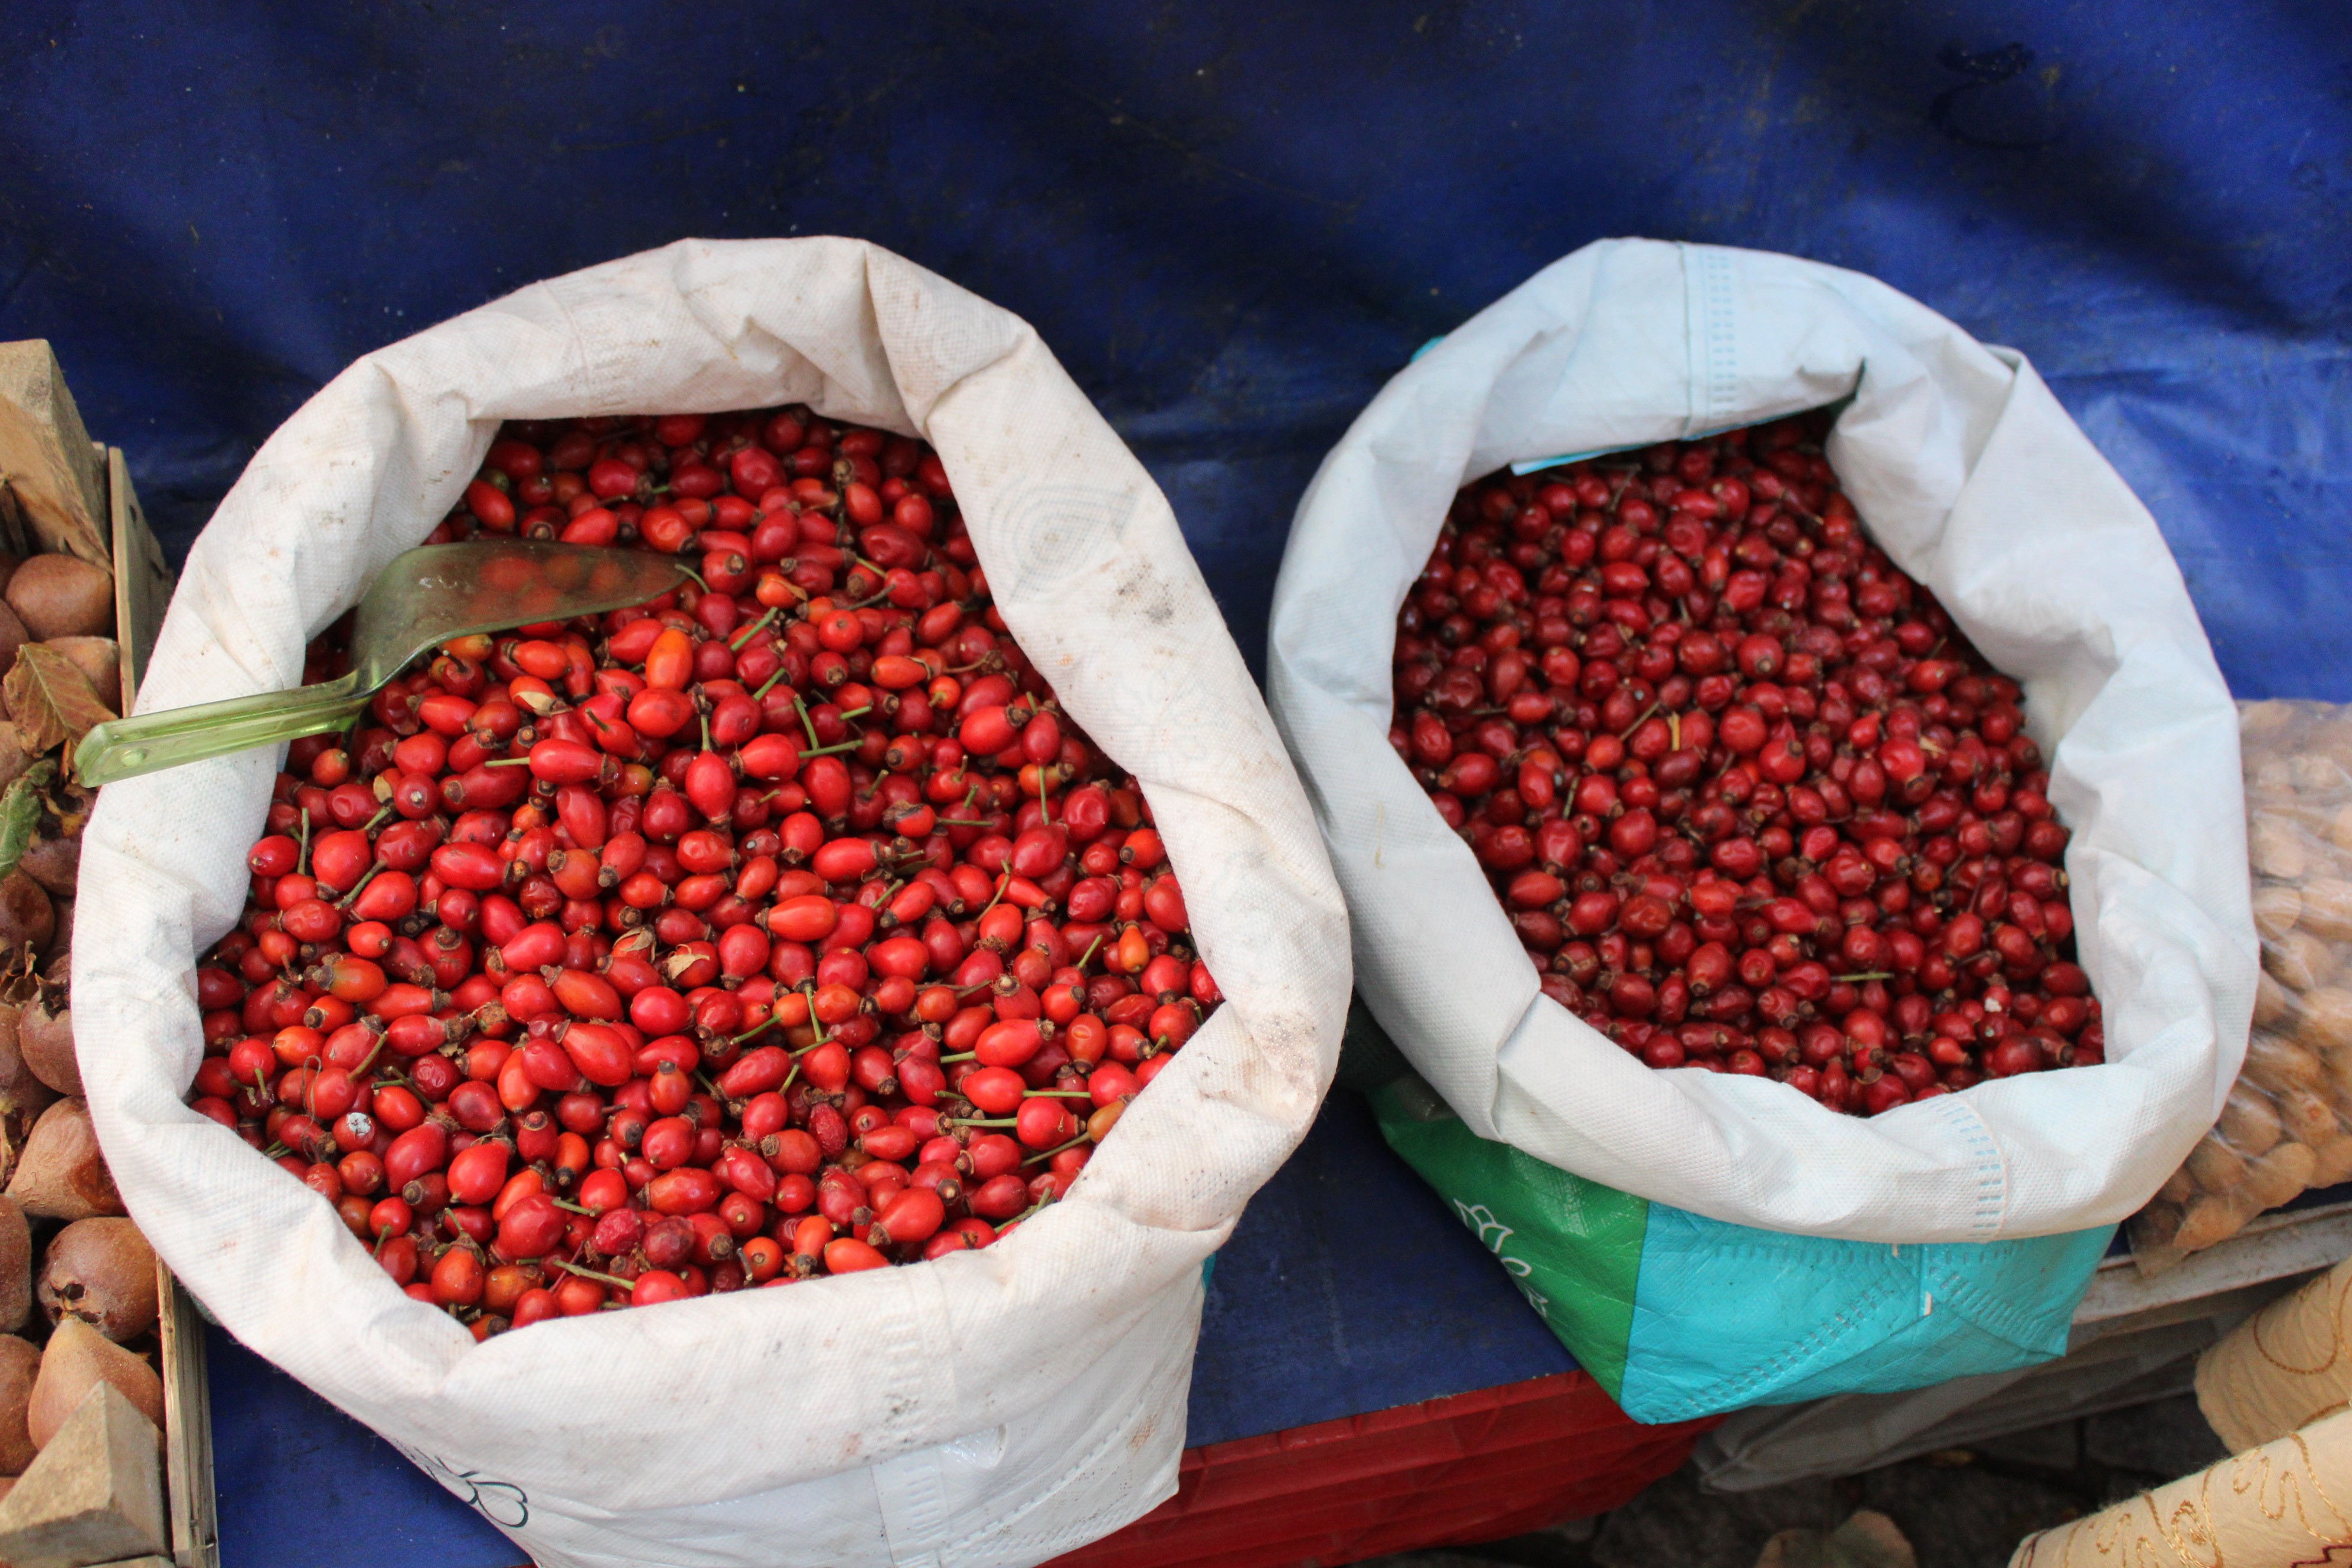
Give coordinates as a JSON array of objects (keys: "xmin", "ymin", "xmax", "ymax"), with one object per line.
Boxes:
[
  {"xmin": 106, "ymin": 449, "xmax": 172, "ymax": 711},
  {"xmin": 0, "ymin": 343, "xmax": 109, "ymax": 565},
  {"xmin": 155, "ymin": 1260, "xmax": 215, "ymax": 1568}
]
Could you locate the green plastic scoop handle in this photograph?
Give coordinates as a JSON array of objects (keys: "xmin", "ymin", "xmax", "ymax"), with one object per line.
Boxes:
[{"xmin": 74, "ymin": 540, "xmax": 693, "ymax": 788}]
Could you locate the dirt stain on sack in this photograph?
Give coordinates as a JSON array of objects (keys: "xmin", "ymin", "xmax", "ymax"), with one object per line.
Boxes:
[{"xmin": 1111, "ymin": 563, "xmax": 1176, "ymax": 626}]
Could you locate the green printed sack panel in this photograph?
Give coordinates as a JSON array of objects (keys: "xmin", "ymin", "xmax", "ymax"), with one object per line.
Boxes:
[{"xmin": 1370, "ymin": 1075, "xmax": 2114, "ymax": 1425}]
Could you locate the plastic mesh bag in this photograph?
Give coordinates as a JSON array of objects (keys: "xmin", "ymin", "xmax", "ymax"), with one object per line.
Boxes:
[{"xmin": 2129, "ymin": 698, "xmax": 2352, "ymax": 1272}]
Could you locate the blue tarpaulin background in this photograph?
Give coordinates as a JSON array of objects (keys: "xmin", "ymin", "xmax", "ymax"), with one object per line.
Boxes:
[
  {"xmin": 3, "ymin": 3, "xmax": 2346, "ymax": 1562},
  {"xmin": 4, "ymin": 1, "xmax": 2347, "ymax": 695}
]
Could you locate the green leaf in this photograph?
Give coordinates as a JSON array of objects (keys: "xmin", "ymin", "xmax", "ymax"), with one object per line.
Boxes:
[{"xmin": 0, "ymin": 760, "xmax": 56, "ymax": 883}]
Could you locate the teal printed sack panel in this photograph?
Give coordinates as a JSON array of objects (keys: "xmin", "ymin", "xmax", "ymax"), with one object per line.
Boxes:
[{"xmin": 1370, "ymin": 1074, "xmax": 2115, "ymax": 1425}]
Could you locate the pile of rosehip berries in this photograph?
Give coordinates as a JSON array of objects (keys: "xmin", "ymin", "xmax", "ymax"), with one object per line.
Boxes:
[
  {"xmin": 185, "ymin": 410, "xmax": 1218, "ymax": 1334},
  {"xmin": 1391, "ymin": 414, "xmax": 2100, "ymax": 1115}
]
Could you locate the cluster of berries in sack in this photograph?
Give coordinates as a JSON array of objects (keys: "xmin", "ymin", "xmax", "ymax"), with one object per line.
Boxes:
[
  {"xmin": 1391, "ymin": 416, "xmax": 2097, "ymax": 1116},
  {"xmin": 188, "ymin": 409, "xmax": 1217, "ymax": 1333}
]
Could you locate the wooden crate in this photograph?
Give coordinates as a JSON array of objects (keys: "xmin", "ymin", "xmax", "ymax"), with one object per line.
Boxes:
[
  {"xmin": 106, "ymin": 452, "xmax": 209, "ymax": 1568},
  {"xmin": 0, "ymin": 346, "xmax": 209, "ymax": 1568},
  {"xmin": 0, "ymin": 342, "xmax": 108, "ymax": 566},
  {"xmin": 109, "ymin": 447, "xmax": 172, "ymax": 707},
  {"xmin": 155, "ymin": 1259, "xmax": 214, "ymax": 1568}
]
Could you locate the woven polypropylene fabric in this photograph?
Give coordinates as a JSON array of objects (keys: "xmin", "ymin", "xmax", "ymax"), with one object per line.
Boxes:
[
  {"xmin": 77, "ymin": 237, "xmax": 1350, "ymax": 1567},
  {"xmin": 1268, "ymin": 238, "xmax": 2253, "ymax": 1243}
]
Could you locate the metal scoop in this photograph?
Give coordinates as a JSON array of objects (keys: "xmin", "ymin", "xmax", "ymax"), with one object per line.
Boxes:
[{"xmin": 75, "ymin": 540, "xmax": 691, "ymax": 788}]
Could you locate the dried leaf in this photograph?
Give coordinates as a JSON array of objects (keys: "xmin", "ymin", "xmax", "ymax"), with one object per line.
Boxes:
[
  {"xmin": 0, "ymin": 723, "xmax": 28, "ymax": 796},
  {"xmin": 1, "ymin": 643, "xmax": 113, "ymax": 755}
]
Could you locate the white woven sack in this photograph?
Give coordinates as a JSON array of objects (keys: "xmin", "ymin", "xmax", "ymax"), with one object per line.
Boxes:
[
  {"xmin": 76, "ymin": 238, "xmax": 1350, "ymax": 1567},
  {"xmin": 1268, "ymin": 238, "xmax": 2253, "ymax": 1243}
]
